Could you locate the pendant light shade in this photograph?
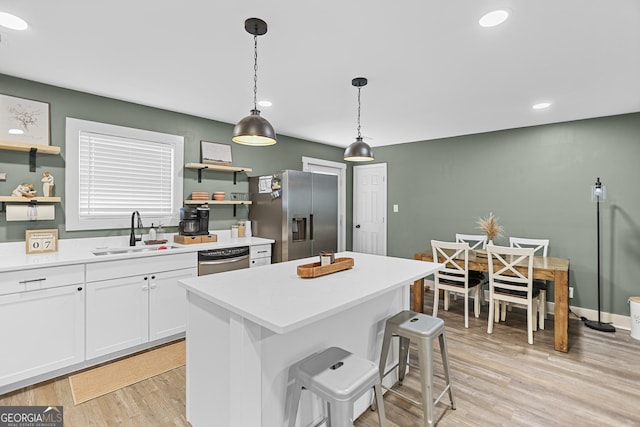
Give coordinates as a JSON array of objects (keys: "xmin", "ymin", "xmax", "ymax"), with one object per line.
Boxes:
[
  {"xmin": 233, "ymin": 18, "xmax": 276, "ymax": 146},
  {"xmin": 344, "ymin": 77, "xmax": 374, "ymax": 162},
  {"xmin": 233, "ymin": 109, "xmax": 276, "ymax": 146},
  {"xmin": 344, "ymin": 137, "xmax": 374, "ymax": 162}
]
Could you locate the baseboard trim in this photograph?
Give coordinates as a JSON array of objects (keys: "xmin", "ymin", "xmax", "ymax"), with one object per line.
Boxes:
[
  {"xmin": 426, "ymin": 286, "xmax": 632, "ymax": 331},
  {"xmin": 547, "ymin": 302, "xmax": 631, "ymax": 331}
]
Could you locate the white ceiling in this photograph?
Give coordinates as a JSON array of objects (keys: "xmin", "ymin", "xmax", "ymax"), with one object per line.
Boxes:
[{"xmin": 1, "ymin": 1, "xmax": 639, "ymax": 149}]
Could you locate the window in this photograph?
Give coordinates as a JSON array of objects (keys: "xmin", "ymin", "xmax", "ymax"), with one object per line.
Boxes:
[{"xmin": 65, "ymin": 118, "xmax": 183, "ymax": 231}]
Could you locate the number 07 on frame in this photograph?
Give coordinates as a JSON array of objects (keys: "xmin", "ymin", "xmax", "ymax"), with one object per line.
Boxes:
[{"xmin": 25, "ymin": 229, "xmax": 59, "ymax": 254}]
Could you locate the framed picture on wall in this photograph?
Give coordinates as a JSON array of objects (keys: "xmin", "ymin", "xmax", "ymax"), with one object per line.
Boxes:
[
  {"xmin": 201, "ymin": 141, "xmax": 233, "ymax": 166},
  {"xmin": 0, "ymin": 93, "xmax": 51, "ymax": 146}
]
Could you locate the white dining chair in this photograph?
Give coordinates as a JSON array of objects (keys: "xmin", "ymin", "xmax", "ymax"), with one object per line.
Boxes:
[
  {"xmin": 455, "ymin": 234, "xmax": 488, "ymax": 250},
  {"xmin": 431, "ymin": 240, "xmax": 483, "ymax": 328},
  {"xmin": 509, "ymin": 237, "xmax": 549, "ymax": 329},
  {"xmin": 486, "ymin": 245, "xmax": 540, "ymax": 345},
  {"xmin": 455, "ymin": 233, "xmax": 489, "ymax": 302}
]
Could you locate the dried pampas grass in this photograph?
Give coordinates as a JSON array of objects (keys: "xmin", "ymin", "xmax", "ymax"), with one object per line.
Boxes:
[{"xmin": 477, "ymin": 212, "xmax": 503, "ymax": 241}]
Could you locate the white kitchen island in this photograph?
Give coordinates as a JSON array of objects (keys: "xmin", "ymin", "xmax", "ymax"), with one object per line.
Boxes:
[{"xmin": 179, "ymin": 251, "xmax": 442, "ymax": 427}]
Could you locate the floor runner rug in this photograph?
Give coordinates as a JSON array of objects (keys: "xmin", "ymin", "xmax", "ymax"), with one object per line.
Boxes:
[{"xmin": 68, "ymin": 340, "xmax": 185, "ymax": 404}]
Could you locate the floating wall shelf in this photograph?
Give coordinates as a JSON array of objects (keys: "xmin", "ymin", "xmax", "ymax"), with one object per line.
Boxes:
[
  {"xmin": 185, "ymin": 163, "xmax": 253, "ymax": 184},
  {"xmin": 0, "ymin": 196, "xmax": 61, "ymax": 212},
  {"xmin": 0, "ymin": 141, "xmax": 61, "ymax": 172},
  {"xmin": 183, "ymin": 200, "xmax": 252, "ymax": 206},
  {"xmin": 183, "ymin": 199, "xmax": 252, "ymax": 216}
]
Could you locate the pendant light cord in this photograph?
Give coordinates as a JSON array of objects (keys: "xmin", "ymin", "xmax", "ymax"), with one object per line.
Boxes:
[
  {"xmin": 253, "ymin": 35, "xmax": 258, "ymax": 111},
  {"xmin": 356, "ymin": 87, "xmax": 362, "ymax": 139}
]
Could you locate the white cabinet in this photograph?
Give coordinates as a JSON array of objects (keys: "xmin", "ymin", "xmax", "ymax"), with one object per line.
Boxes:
[
  {"xmin": 86, "ymin": 253, "xmax": 196, "ymax": 359},
  {"xmin": 85, "ymin": 275, "xmax": 149, "ymax": 359},
  {"xmin": 150, "ymin": 268, "xmax": 196, "ymax": 340},
  {"xmin": 0, "ymin": 265, "xmax": 84, "ymax": 389},
  {"xmin": 250, "ymin": 244, "xmax": 272, "ymax": 268}
]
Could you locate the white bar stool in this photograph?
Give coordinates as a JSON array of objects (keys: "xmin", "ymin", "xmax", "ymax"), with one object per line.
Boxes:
[
  {"xmin": 288, "ymin": 346, "xmax": 387, "ymax": 427},
  {"xmin": 378, "ymin": 310, "xmax": 455, "ymax": 427}
]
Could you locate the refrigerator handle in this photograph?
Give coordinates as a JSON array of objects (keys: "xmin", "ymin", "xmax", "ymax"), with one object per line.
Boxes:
[{"xmin": 309, "ymin": 214, "xmax": 314, "ymax": 241}]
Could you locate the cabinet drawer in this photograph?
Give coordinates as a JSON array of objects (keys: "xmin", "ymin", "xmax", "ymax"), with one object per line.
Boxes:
[
  {"xmin": 86, "ymin": 252, "xmax": 196, "ymax": 282},
  {"xmin": 250, "ymin": 244, "xmax": 272, "ymax": 259},
  {"xmin": 0, "ymin": 264, "xmax": 84, "ymax": 296},
  {"xmin": 250, "ymin": 257, "xmax": 271, "ymax": 268}
]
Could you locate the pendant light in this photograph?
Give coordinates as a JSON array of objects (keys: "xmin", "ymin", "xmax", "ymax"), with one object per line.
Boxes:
[
  {"xmin": 344, "ymin": 77, "xmax": 374, "ymax": 162},
  {"xmin": 232, "ymin": 18, "xmax": 276, "ymax": 146}
]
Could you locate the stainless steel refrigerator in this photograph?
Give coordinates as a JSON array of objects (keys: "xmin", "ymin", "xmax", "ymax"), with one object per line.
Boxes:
[{"xmin": 249, "ymin": 170, "xmax": 338, "ymax": 263}]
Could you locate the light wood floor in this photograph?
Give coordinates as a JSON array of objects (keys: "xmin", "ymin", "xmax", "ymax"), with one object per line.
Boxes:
[{"xmin": 2, "ymin": 294, "xmax": 639, "ymax": 427}]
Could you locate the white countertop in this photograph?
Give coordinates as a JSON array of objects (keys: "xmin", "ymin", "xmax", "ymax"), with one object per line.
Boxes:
[
  {"xmin": 179, "ymin": 251, "xmax": 443, "ymax": 334},
  {"xmin": 0, "ymin": 232, "xmax": 274, "ymax": 273}
]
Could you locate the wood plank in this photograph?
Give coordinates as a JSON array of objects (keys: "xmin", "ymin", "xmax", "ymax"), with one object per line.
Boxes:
[
  {"xmin": 0, "ymin": 141, "xmax": 61, "ymax": 154},
  {"xmin": 0, "ymin": 196, "xmax": 61, "ymax": 203},
  {"xmin": 183, "ymin": 199, "xmax": 252, "ymax": 205},
  {"xmin": 184, "ymin": 162, "xmax": 252, "ymax": 173}
]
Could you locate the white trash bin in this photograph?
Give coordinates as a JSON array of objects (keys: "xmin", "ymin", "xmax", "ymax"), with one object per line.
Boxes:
[{"xmin": 629, "ymin": 297, "xmax": 640, "ymax": 341}]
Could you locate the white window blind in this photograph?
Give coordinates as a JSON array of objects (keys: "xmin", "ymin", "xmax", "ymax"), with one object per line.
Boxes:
[
  {"xmin": 65, "ymin": 118, "xmax": 183, "ymax": 231},
  {"xmin": 79, "ymin": 132, "xmax": 175, "ymax": 217}
]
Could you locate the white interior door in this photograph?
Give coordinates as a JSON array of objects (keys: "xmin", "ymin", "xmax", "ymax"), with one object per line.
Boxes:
[
  {"xmin": 353, "ymin": 163, "xmax": 387, "ymax": 255},
  {"xmin": 302, "ymin": 156, "xmax": 346, "ymax": 252}
]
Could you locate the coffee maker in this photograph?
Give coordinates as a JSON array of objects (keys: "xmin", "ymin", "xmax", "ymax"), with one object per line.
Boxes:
[
  {"xmin": 179, "ymin": 206, "xmax": 209, "ymax": 235},
  {"xmin": 197, "ymin": 205, "xmax": 209, "ymax": 235}
]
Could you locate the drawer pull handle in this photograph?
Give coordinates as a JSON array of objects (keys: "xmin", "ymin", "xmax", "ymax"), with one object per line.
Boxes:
[{"xmin": 18, "ymin": 278, "xmax": 46, "ymax": 285}]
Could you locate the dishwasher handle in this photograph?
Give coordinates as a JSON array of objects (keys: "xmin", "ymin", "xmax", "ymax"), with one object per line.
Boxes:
[{"xmin": 198, "ymin": 255, "xmax": 250, "ymax": 265}]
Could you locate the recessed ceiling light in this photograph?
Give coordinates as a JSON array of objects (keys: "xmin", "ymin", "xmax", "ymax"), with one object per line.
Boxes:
[
  {"xmin": 257, "ymin": 100, "xmax": 272, "ymax": 107},
  {"xmin": 479, "ymin": 10, "xmax": 510, "ymax": 28},
  {"xmin": 8, "ymin": 128, "xmax": 24, "ymax": 135},
  {"xmin": 532, "ymin": 102, "xmax": 552, "ymax": 110},
  {"xmin": 0, "ymin": 12, "xmax": 29, "ymax": 31}
]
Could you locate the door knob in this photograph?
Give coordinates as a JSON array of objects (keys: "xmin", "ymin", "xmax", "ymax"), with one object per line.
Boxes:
[{"xmin": 355, "ymin": 224, "xmax": 361, "ymax": 228}]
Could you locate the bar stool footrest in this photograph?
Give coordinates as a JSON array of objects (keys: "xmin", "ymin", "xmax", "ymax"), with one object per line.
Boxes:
[{"xmin": 381, "ymin": 383, "xmax": 453, "ymax": 410}]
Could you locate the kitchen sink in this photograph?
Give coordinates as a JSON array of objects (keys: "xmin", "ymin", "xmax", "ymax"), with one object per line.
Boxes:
[{"xmin": 92, "ymin": 245, "xmax": 180, "ymax": 256}]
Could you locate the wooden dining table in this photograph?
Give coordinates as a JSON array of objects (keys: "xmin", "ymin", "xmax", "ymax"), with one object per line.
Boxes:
[{"xmin": 413, "ymin": 250, "xmax": 571, "ymax": 352}]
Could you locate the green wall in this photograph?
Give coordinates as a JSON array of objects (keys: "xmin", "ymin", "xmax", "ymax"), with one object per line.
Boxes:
[
  {"xmin": 0, "ymin": 74, "xmax": 349, "ymax": 241},
  {"xmin": 3, "ymin": 73, "xmax": 639, "ymax": 317},
  {"xmin": 375, "ymin": 113, "xmax": 640, "ymax": 316}
]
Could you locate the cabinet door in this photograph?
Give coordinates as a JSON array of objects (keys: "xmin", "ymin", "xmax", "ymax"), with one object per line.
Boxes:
[
  {"xmin": 0, "ymin": 285, "xmax": 84, "ymax": 388},
  {"xmin": 86, "ymin": 276, "xmax": 149, "ymax": 359},
  {"xmin": 149, "ymin": 267, "xmax": 196, "ymax": 341}
]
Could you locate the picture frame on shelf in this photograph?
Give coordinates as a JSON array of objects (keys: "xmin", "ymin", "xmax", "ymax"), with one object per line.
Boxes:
[
  {"xmin": 201, "ymin": 141, "xmax": 233, "ymax": 166},
  {"xmin": 0, "ymin": 93, "xmax": 51, "ymax": 147}
]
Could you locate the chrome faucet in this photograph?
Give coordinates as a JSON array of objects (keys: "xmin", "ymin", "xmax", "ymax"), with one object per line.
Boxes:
[{"xmin": 129, "ymin": 210, "xmax": 143, "ymax": 246}]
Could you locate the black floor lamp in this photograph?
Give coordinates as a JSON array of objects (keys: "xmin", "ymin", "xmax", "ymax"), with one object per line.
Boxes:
[{"xmin": 584, "ymin": 177, "xmax": 616, "ymax": 333}]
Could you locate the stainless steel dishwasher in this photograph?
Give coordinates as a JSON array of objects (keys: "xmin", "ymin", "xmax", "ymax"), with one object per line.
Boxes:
[{"xmin": 198, "ymin": 246, "xmax": 250, "ymax": 276}]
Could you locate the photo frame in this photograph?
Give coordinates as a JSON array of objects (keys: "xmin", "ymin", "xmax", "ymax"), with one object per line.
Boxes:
[
  {"xmin": 0, "ymin": 93, "xmax": 51, "ymax": 146},
  {"xmin": 201, "ymin": 141, "xmax": 233, "ymax": 166}
]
